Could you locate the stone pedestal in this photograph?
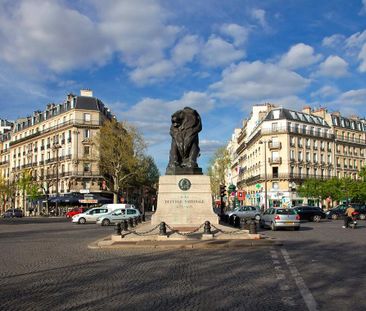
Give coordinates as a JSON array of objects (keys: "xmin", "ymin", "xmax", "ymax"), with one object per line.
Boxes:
[{"xmin": 151, "ymin": 175, "xmax": 219, "ymax": 226}]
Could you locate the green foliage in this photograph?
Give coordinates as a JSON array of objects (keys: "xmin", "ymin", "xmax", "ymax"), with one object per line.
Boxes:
[{"xmin": 207, "ymin": 146, "xmax": 231, "ymax": 196}]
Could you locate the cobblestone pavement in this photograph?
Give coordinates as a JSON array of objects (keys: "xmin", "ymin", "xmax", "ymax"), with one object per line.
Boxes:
[
  {"xmin": 0, "ymin": 218, "xmax": 307, "ymax": 311},
  {"xmin": 262, "ymin": 219, "xmax": 366, "ymax": 311}
]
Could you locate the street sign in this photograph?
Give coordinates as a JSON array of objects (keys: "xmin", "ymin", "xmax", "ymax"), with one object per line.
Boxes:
[
  {"xmin": 246, "ymin": 194, "xmax": 251, "ymax": 199},
  {"xmin": 255, "ymin": 183, "xmax": 261, "ymax": 189}
]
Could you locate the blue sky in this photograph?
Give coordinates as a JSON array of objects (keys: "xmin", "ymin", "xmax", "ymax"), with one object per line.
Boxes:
[{"xmin": 1, "ymin": 0, "xmax": 366, "ymax": 173}]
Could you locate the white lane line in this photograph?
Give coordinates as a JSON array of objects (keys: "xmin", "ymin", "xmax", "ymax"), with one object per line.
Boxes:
[{"xmin": 281, "ymin": 248, "xmax": 318, "ymax": 311}]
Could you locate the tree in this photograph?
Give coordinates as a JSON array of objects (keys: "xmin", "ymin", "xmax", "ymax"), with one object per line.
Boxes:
[
  {"xmin": 297, "ymin": 178, "xmax": 323, "ymax": 201},
  {"xmin": 95, "ymin": 120, "xmax": 147, "ymax": 203},
  {"xmin": 17, "ymin": 169, "xmax": 33, "ymax": 212},
  {"xmin": 207, "ymin": 147, "xmax": 231, "ymax": 197},
  {"xmin": 0, "ymin": 177, "xmax": 15, "ymax": 213},
  {"xmin": 359, "ymin": 165, "xmax": 366, "ymax": 182}
]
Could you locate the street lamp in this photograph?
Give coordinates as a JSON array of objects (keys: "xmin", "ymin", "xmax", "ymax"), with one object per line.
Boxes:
[
  {"xmin": 53, "ymin": 143, "xmax": 61, "ymax": 215},
  {"xmin": 259, "ymin": 140, "xmax": 268, "ymax": 210}
]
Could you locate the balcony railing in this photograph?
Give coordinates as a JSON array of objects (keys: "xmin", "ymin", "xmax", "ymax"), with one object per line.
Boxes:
[
  {"xmin": 268, "ymin": 157, "xmax": 282, "ymax": 165},
  {"xmin": 268, "ymin": 141, "xmax": 282, "ymax": 150},
  {"xmin": 241, "ymin": 173, "xmax": 333, "ymax": 184}
]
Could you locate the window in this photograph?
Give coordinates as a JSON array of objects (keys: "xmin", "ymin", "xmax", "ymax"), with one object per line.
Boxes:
[
  {"xmin": 83, "ymin": 163, "xmax": 91, "ymax": 172},
  {"xmin": 306, "ymin": 138, "xmax": 310, "ymax": 147},
  {"xmin": 313, "ymin": 153, "xmax": 318, "ymax": 162},
  {"xmin": 84, "ymin": 129, "xmax": 90, "ymax": 138},
  {"xmin": 298, "ymin": 151, "xmax": 303, "ymax": 161},
  {"xmin": 84, "ymin": 146, "xmax": 90, "ymax": 156},
  {"xmin": 290, "ymin": 137, "xmax": 295, "ymax": 146},
  {"xmin": 298, "ymin": 137, "xmax": 302, "ymax": 147},
  {"xmin": 84, "ymin": 113, "xmax": 91, "ymax": 122},
  {"xmin": 306, "ymin": 152, "xmax": 310, "ymax": 161},
  {"xmin": 290, "ymin": 150, "xmax": 295, "ymax": 160},
  {"xmin": 272, "ymin": 122, "xmax": 278, "ymax": 132},
  {"xmin": 328, "ymin": 154, "xmax": 331, "ymax": 164}
]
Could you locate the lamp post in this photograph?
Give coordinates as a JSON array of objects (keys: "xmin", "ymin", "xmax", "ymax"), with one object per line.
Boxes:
[
  {"xmin": 259, "ymin": 140, "xmax": 268, "ymax": 210},
  {"xmin": 53, "ymin": 143, "xmax": 61, "ymax": 216}
]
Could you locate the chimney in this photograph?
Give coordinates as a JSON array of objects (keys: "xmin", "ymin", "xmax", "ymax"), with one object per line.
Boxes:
[
  {"xmin": 80, "ymin": 89, "xmax": 93, "ymax": 97},
  {"xmin": 302, "ymin": 106, "xmax": 312, "ymax": 114},
  {"xmin": 312, "ymin": 107, "xmax": 327, "ymax": 118}
]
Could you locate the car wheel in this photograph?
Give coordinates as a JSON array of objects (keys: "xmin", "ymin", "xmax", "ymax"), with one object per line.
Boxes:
[
  {"xmin": 229, "ymin": 215, "xmax": 236, "ymax": 225},
  {"xmin": 78, "ymin": 217, "xmax": 86, "ymax": 224},
  {"xmin": 331, "ymin": 214, "xmax": 338, "ymax": 220},
  {"xmin": 294, "ymin": 226, "xmax": 300, "ymax": 231},
  {"xmin": 259, "ymin": 220, "xmax": 264, "ymax": 228},
  {"xmin": 313, "ymin": 215, "xmax": 321, "ymax": 222},
  {"xmin": 271, "ymin": 222, "xmax": 276, "ymax": 231},
  {"xmin": 254, "ymin": 214, "xmax": 261, "ymax": 221},
  {"xmin": 102, "ymin": 219, "xmax": 110, "ymax": 226},
  {"xmin": 359, "ymin": 214, "xmax": 366, "ymax": 220}
]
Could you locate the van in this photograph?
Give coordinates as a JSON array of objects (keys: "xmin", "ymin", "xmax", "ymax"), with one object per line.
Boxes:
[{"xmin": 99, "ymin": 203, "xmax": 136, "ymax": 211}]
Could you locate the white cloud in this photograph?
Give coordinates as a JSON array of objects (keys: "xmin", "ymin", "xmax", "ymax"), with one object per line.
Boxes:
[
  {"xmin": 210, "ymin": 61, "xmax": 310, "ymax": 100},
  {"xmin": 345, "ymin": 30, "xmax": 366, "ymax": 50},
  {"xmin": 358, "ymin": 43, "xmax": 366, "ymax": 72},
  {"xmin": 279, "ymin": 43, "xmax": 322, "ymax": 70},
  {"xmin": 200, "ymin": 36, "xmax": 245, "ymax": 67},
  {"xmin": 335, "ymin": 89, "xmax": 366, "ymax": 106},
  {"xmin": 360, "ymin": 0, "xmax": 366, "ymax": 15},
  {"xmin": 251, "ymin": 8, "xmax": 268, "ymax": 29},
  {"xmin": 96, "ymin": 0, "xmax": 180, "ymax": 68},
  {"xmin": 322, "ymin": 34, "xmax": 346, "ymax": 48},
  {"xmin": 200, "ymin": 139, "xmax": 225, "ymax": 155},
  {"xmin": 316, "ymin": 55, "xmax": 349, "ymax": 77},
  {"xmin": 310, "ymin": 86, "xmax": 340, "ymax": 98},
  {"xmin": 171, "ymin": 35, "xmax": 202, "ymax": 65},
  {"xmin": 0, "ymin": 0, "xmax": 111, "ymax": 72},
  {"xmin": 219, "ymin": 23, "xmax": 249, "ymax": 46},
  {"xmin": 129, "ymin": 60, "xmax": 176, "ymax": 84}
]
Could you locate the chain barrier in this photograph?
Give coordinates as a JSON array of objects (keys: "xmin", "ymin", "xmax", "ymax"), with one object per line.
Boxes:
[
  {"xmin": 165, "ymin": 223, "xmax": 205, "ymax": 236},
  {"xmin": 120, "ymin": 221, "xmax": 245, "ymax": 237},
  {"xmin": 126, "ymin": 224, "xmax": 161, "ymax": 236}
]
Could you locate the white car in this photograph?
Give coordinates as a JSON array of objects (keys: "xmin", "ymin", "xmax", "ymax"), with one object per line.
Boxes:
[
  {"xmin": 72, "ymin": 207, "xmax": 110, "ymax": 224},
  {"xmin": 96, "ymin": 208, "xmax": 141, "ymax": 226}
]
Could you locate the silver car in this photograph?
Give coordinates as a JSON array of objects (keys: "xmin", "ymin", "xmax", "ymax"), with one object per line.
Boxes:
[
  {"xmin": 260, "ymin": 208, "xmax": 300, "ymax": 231},
  {"xmin": 225, "ymin": 206, "xmax": 261, "ymax": 222},
  {"xmin": 96, "ymin": 208, "xmax": 141, "ymax": 226}
]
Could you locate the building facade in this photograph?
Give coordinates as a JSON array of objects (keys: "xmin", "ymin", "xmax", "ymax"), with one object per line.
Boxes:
[
  {"xmin": 0, "ymin": 90, "xmax": 114, "ymax": 214},
  {"xmin": 232, "ymin": 104, "xmax": 366, "ymax": 208}
]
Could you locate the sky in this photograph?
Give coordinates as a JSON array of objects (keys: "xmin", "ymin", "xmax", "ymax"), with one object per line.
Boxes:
[{"xmin": 1, "ymin": 0, "xmax": 366, "ymax": 174}]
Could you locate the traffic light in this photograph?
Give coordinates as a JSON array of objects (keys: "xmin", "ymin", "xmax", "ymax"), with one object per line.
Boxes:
[{"xmin": 220, "ymin": 185, "xmax": 227, "ymax": 197}]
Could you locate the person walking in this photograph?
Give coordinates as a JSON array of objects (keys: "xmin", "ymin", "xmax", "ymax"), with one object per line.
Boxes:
[{"xmin": 343, "ymin": 205, "xmax": 355, "ymax": 228}]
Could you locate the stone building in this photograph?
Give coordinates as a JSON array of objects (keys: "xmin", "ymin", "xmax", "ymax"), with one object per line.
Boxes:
[
  {"xmin": 0, "ymin": 90, "xmax": 114, "ymax": 214},
  {"xmin": 232, "ymin": 104, "xmax": 366, "ymax": 208}
]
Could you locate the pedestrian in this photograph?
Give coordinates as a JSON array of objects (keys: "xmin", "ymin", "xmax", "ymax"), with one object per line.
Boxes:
[{"xmin": 343, "ymin": 205, "xmax": 355, "ymax": 228}]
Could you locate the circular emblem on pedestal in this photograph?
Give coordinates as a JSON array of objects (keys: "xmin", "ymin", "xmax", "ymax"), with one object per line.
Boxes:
[{"xmin": 178, "ymin": 178, "xmax": 191, "ymax": 191}]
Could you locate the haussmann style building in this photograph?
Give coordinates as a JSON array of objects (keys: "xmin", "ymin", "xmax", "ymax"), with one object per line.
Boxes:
[
  {"xmin": 229, "ymin": 104, "xmax": 366, "ymax": 209},
  {"xmin": 0, "ymin": 90, "xmax": 115, "ymax": 215}
]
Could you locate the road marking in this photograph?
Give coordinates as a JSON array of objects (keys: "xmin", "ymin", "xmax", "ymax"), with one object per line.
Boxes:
[{"xmin": 281, "ymin": 248, "xmax": 318, "ymax": 311}]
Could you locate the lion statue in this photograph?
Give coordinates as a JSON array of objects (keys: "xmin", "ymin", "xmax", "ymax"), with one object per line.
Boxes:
[{"xmin": 166, "ymin": 107, "xmax": 202, "ymax": 174}]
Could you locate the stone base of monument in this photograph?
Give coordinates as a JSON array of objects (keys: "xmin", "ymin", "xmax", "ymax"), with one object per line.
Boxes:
[{"xmin": 151, "ymin": 175, "xmax": 219, "ymax": 226}]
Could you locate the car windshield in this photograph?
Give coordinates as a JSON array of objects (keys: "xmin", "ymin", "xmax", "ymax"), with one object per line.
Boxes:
[{"xmin": 276, "ymin": 209, "xmax": 296, "ymax": 215}]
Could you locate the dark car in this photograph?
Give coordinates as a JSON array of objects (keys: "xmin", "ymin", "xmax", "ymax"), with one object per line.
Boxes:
[
  {"xmin": 292, "ymin": 205, "xmax": 326, "ymax": 222},
  {"xmin": 326, "ymin": 203, "xmax": 365, "ymax": 220},
  {"xmin": 3, "ymin": 208, "xmax": 23, "ymax": 218}
]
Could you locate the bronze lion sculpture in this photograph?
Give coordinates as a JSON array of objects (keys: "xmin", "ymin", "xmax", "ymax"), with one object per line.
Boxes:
[{"xmin": 166, "ymin": 107, "xmax": 202, "ymax": 174}]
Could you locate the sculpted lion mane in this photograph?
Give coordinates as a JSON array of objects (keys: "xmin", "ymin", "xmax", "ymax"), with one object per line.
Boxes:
[{"xmin": 167, "ymin": 107, "xmax": 202, "ymax": 171}]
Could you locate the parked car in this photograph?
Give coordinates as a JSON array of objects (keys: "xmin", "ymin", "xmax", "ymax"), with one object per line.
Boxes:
[
  {"xmin": 260, "ymin": 208, "xmax": 300, "ymax": 231},
  {"xmin": 3, "ymin": 208, "xmax": 23, "ymax": 218},
  {"xmin": 326, "ymin": 203, "xmax": 365, "ymax": 220},
  {"xmin": 72, "ymin": 207, "xmax": 110, "ymax": 224},
  {"xmin": 66, "ymin": 207, "xmax": 88, "ymax": 218},
  {"xmin": 292, "ymin": 205, "xmax": 326, "ymax": 222},
  {"xmin": 96, "ymin": 208, "xmax": 141, "ymax": 226},
  {"xmin": 225, "ymin": 205, "xmax": 261, "ymax": 224}
]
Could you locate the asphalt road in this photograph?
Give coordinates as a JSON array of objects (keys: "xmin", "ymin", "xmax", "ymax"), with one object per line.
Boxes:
[{"xmin": 0, "ymin": 217, "xmax": 364, "ymax": 311}]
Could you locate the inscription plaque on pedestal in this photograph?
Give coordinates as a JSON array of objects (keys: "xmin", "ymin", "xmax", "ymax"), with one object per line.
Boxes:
[{"xmin": 151, "ymin": 175, "xmax": 219, "ymax": 226}]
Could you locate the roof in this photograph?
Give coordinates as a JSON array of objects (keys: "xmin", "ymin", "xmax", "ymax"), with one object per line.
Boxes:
[
  {"xmin": 264, "ymin": 108, "xmax": 330, "ymax": 127},
  {"xmin": 331, "ymin": 114, "xmax": 366, "ymax": 132},
  {"xmin": 74, "ymin": 96, "xmax": 105, "ymax": 111}
]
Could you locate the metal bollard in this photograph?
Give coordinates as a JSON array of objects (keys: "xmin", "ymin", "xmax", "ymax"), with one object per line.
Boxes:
[
  {"xmin": 159, "ymin": 222, "xmax": 167, "ymax": 236},
  {"xmin": 138, "ymin": 215, "xmax": 142, "ymax": 223},
  {"xmin": 115, "ymin": 222, "xmax": 122, "ymax": 235},
  {"xmin": 204, "ymin": 221, "xmax": 211, "ymax": 234},
  {"xmin": 142, "ymin": 214, "xmax": 146, "ymax": 222},
  {"xmin": 249, "ymin": 220, "xmax": 257, "ymax": 234},
  {"xmin": 234, "ymin": 216, "xmax": 241, "ymax": 228},
  {"xmin": 122, "ymin": 219, "xmax": 129, "ymax": 232},
  {"xmin": 129, "ymin": 217, "xmax": 134, "ymax": 228},
  {"xmin": 133, "ymin": 217, "xmax": 138, "ymax": 227}
]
